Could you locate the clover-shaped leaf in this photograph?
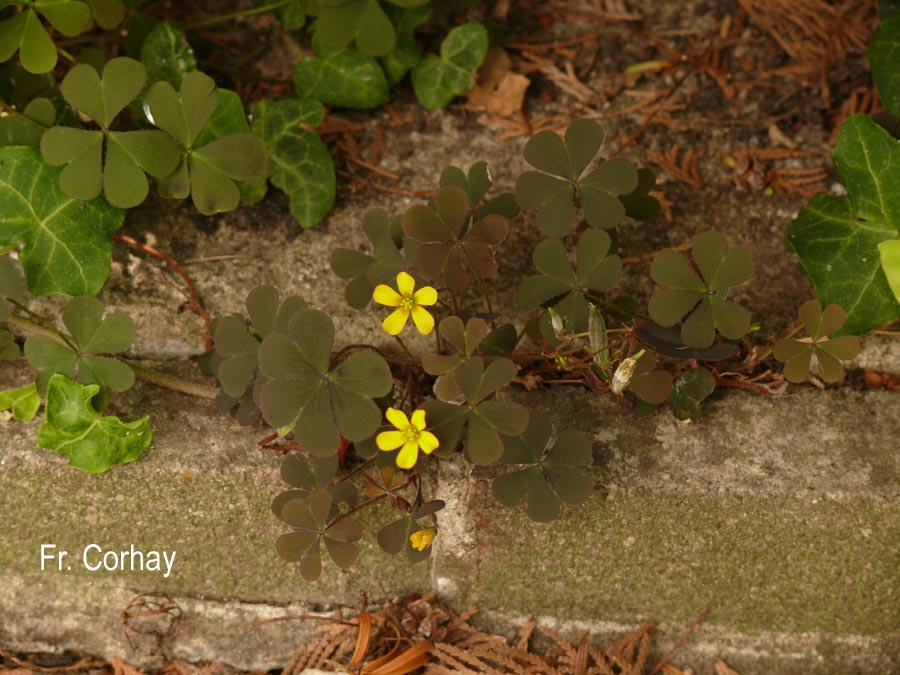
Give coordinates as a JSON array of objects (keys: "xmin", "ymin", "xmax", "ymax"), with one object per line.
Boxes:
[
  {"xmin": 626, "ymin": 351, "xmax": 672, "ymax": 405},
  {"xmin": 252, "ymin": 97, "xmax": 336, "ymax": 228},
  {"xmin": 439, "ymin": 161, "xmax": 521, "ymax": 220},
  {"xmin": 515, "ymin": 119, "xmax": 639, "ymax": 235},
  {"xmin": 331, "ymin": 208, "xmax": 410, "ymax": 309},
  {"xmin": 403, "ymin": 185, "xmax": 509, "ymax": 295},
  {"xmin": 377, "ymin": 491, "xmax": 443, "ymax": 562},
  {"xmin": 275, "ymin": 488, "xmax": 364, "ymax": 581},
  {"xmin": 518, "ymin": 229, "xmax": 622, "ymax": 334},
  {"xmin": 649, "ymin": 231, "xmax": 753, "ymax": 349},
  {"xmin": 145, "ymin": 71, "xmax": 267, "ymax": 214},
  {"xmin": 306, "ymin": 0, "xmax": 428, "ymax": 58},
  {"xmin": 774, "ymin": 299, "xmax": 860, "ymax": 383},
  {"xmin": 24, "ymin": 295, "xmax": 135, "ymax": 399},
  {"xmin": 421, "ymin": 356, "xmax": 528, "ymax": 464},
  {"xmin": 492, "ymin": 409, "xmax": 592, "ymax": 522},
  {"xmin": 37, "ymin": 374, "xmax": 151, "ymax": 473},
  {"xmin": 259, "ymin": 309, "xmax": 393, "ymax": 455},
  {"xmin": 0, "ymin": 96, "xmax": 54, "ymax": 145},
  {"xmin": 271, "ymin": 453, "xmax": 340, "ymax": 519},
  {"xmin": 0, "ymin": 1, "xmax": 92, "ymax": 74},
  {"xmin": 619, "ymin": 168, "xmax": 661, "ymax": 221},
  {"xmin": 669, "ymin": 367, "xmax": 716, "ymax": 420},
  {"xmin": 87, "ymin": 0, "xmax": 125, "ymax": 29},
  {"xmin": 634, "ymin": 320, "xmax": 739, "ymax": 362},
  {"xmin": 0, "ymin": 383, "xmax": 40, "ymax": 421},
  {"xmin": 210, "ymin": 285, "xmax": 307, "ymax": 425},
  {"xmin": 40, "ymin": 57, "xmax": 181, "ymax": 207},
  {"xmin": 789, "ymin": 115, "xmax": 900, "ymax": 335},
  {"xmin": 422, "ymin": 315, "xmax": 490, "ymax": 376},
  {"xmin": 294, "ymin": 33, "xmax": 390, "ymax": 109}
]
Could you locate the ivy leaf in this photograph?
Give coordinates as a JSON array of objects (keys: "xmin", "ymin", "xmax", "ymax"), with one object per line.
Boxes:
[
  {"xmin": 411, "ymin": 23, "xmax": 488, "ymax": 109},
  {"xmin": 492, "ymin": 410, "xmax": 592, "ymax": 523},
  {"xmin": 210, "ymin": 285, "xmax": 306, "ymax": 425},
  {"xmin": 40, "ymin": 57, "xmax": 182, "ymax": 208},
  {"xmin": 0, "ymin": 383, "xmax": 40, "ymax": 421},
  {"xmin": 37, "ymin": 374, "xmax": 151, "ymax": 473},
  {"xmin": 331, "ymin": 208, "xmax": 409, "ymax": 309},
  {"xmin": 517, "ymin": 229, "xmax": 621, "ymax": 334},
  {"xmin": 422, "ymin": 356, "xmax": 528, "ymax": 464},
  {"xmin": 869, "ymin": 16, "xmax": 900, "ymax": 115},
  {"xmin": 259, "ymin": 309, "xmax": 393, "ymax": 455},
  {"xmin": 515, "ymin": 119, "xmax": 639, "ymax": 235},
  {"xmin": 0, "ymin": 96, "xmax": 54, "ymax": 145},
  {"xmin": 788, "ymin": 114, "xmax": 900, "ymax": 335},
  {"xmin": 146, "ymin": 71, "xmax": 267, "ymax": 214},
  {"xmin": 379, "ymin": 31, "xmax": 420, "ymax": 86},
  {"xmin": 25, "ymin": 295, "xmax": 135, "ymax": 397},
  {"xmin": 0, "ymin": 145, "xmax": 124, "ymax": 296},
  {"xmin": 773, "ymin": 299, "xmax": 860, "ymax": 383},
  {"xmin": 139, "ymin": 22, "xmax": 196, "ymax": 87},
  {"xmin": 403, "ymin": 185, "xmax": 509, "ymax": 295},
  {"xmin": 0, "ymin": 253, "xmax": 27, "ymax": 320},
  {"xmin": 294, "ymin": 34, "xmax": 390, "ymax": 109},
  {"xmin": 0, "ymin": 1, "xmax": 92, "ymax": 74},
  {"xmin": 669, "ymin": 367, "xmax": 716, "ymax": 420},
  {"xmin": 252, "ymin": 97, "xmax": 336, "ymax": 229},
  {"xmin": 649, "ymin": 231, "xmax": 753, "ymax": 348}
]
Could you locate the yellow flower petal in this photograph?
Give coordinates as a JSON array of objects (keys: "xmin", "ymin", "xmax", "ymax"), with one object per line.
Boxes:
[
  {"xmin": 409, "ymin": 528, "xmax": 436, "ymax": 551},
  {"xmin": 418, "ymin": 431, "xmax": 439, "ymax": 454},
  {"xmin": 396, "ymin": 271, "xmax": 416, "ymax": 297},
  {"xmin": 410, "ymin": 305, "xmax": 435, "ymax": 334},
  {"xmin": 396, "ymin": 441, "xmax": 420, "ymax": 469},
  {"xmin": 373, "ymin": 284, "xmax": 403, "ymax": 307},
  {"xmin": 382, "ymin": 307, "xmax": 410, "ymax": 335},
  {"xmin": 376, "ymin": 430, "xmax": 406, "ymax": 451},
  {"xmin": 413, "ymin": 285, "xmax": 438, "ymax": 306},
  {"xmin": 410, "ymin": 409, "xmax": 426, "ymax": 431},
  {"xmin": 385, "ymin": 407, "xmax": 410, "ymax": 431}
]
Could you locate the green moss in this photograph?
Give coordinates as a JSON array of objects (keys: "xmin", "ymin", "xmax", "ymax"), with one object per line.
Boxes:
[{"xmin": 468, "ymin": 490, "xmax": 900, "ymax": 635}]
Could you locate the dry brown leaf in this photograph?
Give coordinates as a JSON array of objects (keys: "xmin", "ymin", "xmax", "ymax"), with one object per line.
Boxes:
[
  {"xmin": 646, "ymin": 146, "xmax": 703, "ymax": 190},
  {"xmin": 468, "ymin": 46, "xmax": 530, "ymax": 117}
]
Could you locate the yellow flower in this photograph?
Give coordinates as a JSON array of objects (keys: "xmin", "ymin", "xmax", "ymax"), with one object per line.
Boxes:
[
  {"xmin": 410, "ymin": 527, "xmax": 436, "ymax": 551},
  {"xmin": 373, "ymin": 271, "xmax": 438, "ymax": 335},
  {"xmin": 375, "ymin": 407, "xmax": 440, "ymax": 469}
]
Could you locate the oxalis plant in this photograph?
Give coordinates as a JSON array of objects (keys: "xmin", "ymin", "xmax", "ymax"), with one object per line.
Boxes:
[{"xmin": 193, "ymin": 118, "xmax": 862, "ymax": 581}]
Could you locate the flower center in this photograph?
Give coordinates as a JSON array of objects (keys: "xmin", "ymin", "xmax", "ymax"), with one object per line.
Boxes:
[
  {"xmin": 405, "ymin": 427, "xmax": 420, "ymax": 441},
  {"xmin": 401, "ymin": 296, "xmax": 416, "ymax": 311}
]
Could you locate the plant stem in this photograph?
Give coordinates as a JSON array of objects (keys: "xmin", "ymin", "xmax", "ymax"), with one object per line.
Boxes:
[
  {"xmin": 184, "ymin": 0, "xmax": 294, "ymax": 30},
  {"xmin": 122, "ymin": 360, "xmax": 217, "ymax": 399},
  {"xmin": 6, "ymin": 307, "xmax": 78, "ymax": 352},
  {"xmin": 393, "ymin": 334, "xmax": 416, "ymax": 360}
]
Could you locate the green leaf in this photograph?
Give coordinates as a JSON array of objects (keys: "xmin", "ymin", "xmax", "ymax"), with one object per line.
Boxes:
[
  {"xmin": 140, "ymin": 22, "xmax": 197, "ymax": 88},
  {"xmin": 0, "ymin": 383, "xmax": 41, "ymax": 421},
  {"xmin": 294, "ymin": 37, "xmax": 390, "ymax": 109},
  {"xmin": 789, "ymin": 114, "xmax": 900, "ymax": 335},
  {"xmin": 87, "ymin": 0, "xmax": 125, "ymax": 28},
  {"xmin": 379, "ymin": 31, "xmax": 420, "ymax": 86},
  {"xmin": 669, "ymin": 367, "xmax": 716, "ymax": 420},
  {"xmin": 869, "ymin": 16, "xmax": 900, "ymax": 115},
  {"xmin": 253, "ymin": 0, "xmax": 305, "ymax": 28},
  {"xmin": 252, "ymin": 97, "xmax": 336, "ymax": 228},
  {"xmin": 878, "ymin": 239, "xmax": 900, "ymax": 304},
  {"xmin": 411, "ymin": 23, "xmax": 488, "ymax": 109},
  {"xmin": 0, "ymin": 97, "xmax": 55, "ymax": 146},
  {"xmin": 0, "ymin": 146, "xmax": 124, "ymax": 295},
  {"xmin": 37, "ymin": 374, "xmax": 151, "ymax": 473},
  {"xmin": 774, "ymin": 299, "xmax": 860, "ymax": 383},
  {"xmin": 0, "ymin": 3, "xmax": 91, "ymax": 74},
  {"xmin": 258, "ymin": 309, "xmax": 392, "ymax": 454}
]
